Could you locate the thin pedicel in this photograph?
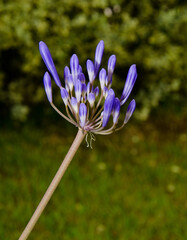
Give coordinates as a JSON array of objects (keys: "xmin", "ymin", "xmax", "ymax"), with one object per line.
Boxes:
[{"xmin": 19, "ymin": 40, "xmax": 137, "ymax": 240}]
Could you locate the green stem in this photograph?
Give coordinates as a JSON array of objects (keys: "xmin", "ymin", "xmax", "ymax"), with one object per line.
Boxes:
[{"xmin": 19, "ymin": 129, "xmax": 86, "ymax": 240}]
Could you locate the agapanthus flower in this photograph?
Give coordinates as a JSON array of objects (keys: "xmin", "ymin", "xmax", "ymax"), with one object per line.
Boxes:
[{"xmin": 39, "ymin": 40, "xmax": 137, "ymax": 135}]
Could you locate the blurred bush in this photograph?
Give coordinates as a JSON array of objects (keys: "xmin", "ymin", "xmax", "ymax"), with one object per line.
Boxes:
[{"xmin": 0, "ymin": 0, "xmax": 186, "ymax": 121}]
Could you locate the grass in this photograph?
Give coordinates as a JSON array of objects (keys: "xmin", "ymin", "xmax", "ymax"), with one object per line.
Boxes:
[{"xmin": 0, "ymin": 119, "xmax": 186, "ymax": 240}]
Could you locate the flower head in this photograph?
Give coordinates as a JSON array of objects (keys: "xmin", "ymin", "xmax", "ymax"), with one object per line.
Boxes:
[{"xmin": 39, "ymin": 40, "xmax": 137, "ymax": 135}]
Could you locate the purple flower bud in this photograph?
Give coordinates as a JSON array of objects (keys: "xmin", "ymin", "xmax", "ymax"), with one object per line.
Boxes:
[
  {"xmin": 71, "ymin": 97, "xmax": 78, "ymax": 114},
  {"xmin": 94, "ymin": 86, "xmax": 99, "ymax": 97},
  {"xmin": 78, "ymin": 65, "xmax": 82, "ymax": 74},
  {"xmin": 88, "ymin": 93, "xmax": 95, "ymax": 107},
  {"xmin": 70, "ymin": 54, "xmax": 79, "ymax": 83},
  {"xmin": 107, "ymin": 55, "xmax": 116, "ymax": 85},
  {"xmin": 67, "ymin": 74, "xmax": 74, "ymax": 92},
  {"xmin": 64, "ymin": 66, "xmax": 70, "ymax": 91},
  {"xmin": 99, "ymin": 68, "xmax": 106, "ymax": 90},
  {"xmin": 120, "ymin": 64, "xmax": 137, "ymax": 105},
  {"xmin": 79, "ymin": 103, "xmax": 87, "ymax": 128},
  {"xmin": 82, "ymin": 83, "xmax": 87, "ymax": 96},
  {"xmin": 74, "ymin": 80, "xmax": 82, "ymax": 102},
  {"xmin": 87, "ymin": 59, "xmax": 95, "ymax": 84},
  {"xmin": 61, "ymin": 87, "xmax": 69, "ymax": 106},
  {"xmin": 103, "ymin": 86, "xmax": 108, "ymax": 98},
  {"xmin": 43, "ymin": 72, "xmax": 52, "ymax": 103},
  {"xmin": 94, "ymin": 40, "xmax": 104, "ymax": 76},
  {"xmin": 87, "ymin": 82, "xmax": 91, "ymax": 96},
  {"xmin": 64, "ymin": 66, "xmax": 70, "ymax": 81},
  {"xmin": 124, "ymin": 99, "xmax": 136, "ymax": 124},
  {"xmin": 78, "ymin": 73, "xmax": 86, "ymax": 83},
  {"xmin": 112, "ymin": 98, "xmax": 120, "ymax": 124},
  {"xmin": 39, "ymin": 41, "xmax": 61, "ymax": 87},
  {"xmin": 102, "ymin": 90, "xmax": 115, "ymax": 127}
]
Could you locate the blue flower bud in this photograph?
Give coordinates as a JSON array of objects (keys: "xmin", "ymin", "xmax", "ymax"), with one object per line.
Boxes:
[
  {"xmin": 107, "ymin": 55, "xmax": 116, "ymax": 85},
  {"xmin": 67, "ymin": 74, "xmax": 74, "ymax": 92},
  {"xmin": 99, "ymin": 68, "xmax": 106, "ymax": 90},
  {"xmin": 120, "ymin": 64, "xmax": 137, "ymax": 105},
  {"xmin": 79, "ymin": 103, "xmax": 87, "ymax": 128},
  {"xmin": 124, "ymin": 99, "xmax": 136, "ymax": 124},
  {"xmin": 88, "ymin": 93, "xmax": 95, "ymax": 107},
  {"xmin": 43, "ymin": 72, "xmax": 52, "ymax": 103},
  {"xmin": 61, "ymin": 88, "xmax": 69, "ymax": 106},
  {"xmin": 70, "ymin": 54, "xmax": 79, "ymax": 84},
  {"xmin": 102, "ymin": 90, "xmax": 115, "ymax": 127},
  {"xmin": 94, "ymin": 40, "xmax": 104, "ymax": 76},
  {"xmin": 87, "ymin": 59, "xmax": 95, "ymax": 84},
  {"xmin": 103, "ymin": 86, "xmax": 108, "ymax": 98},
  {"xmin": 94, "ymin": 86, "xmax": 99, "ymax": 97},
  {"xmin": 71, "ymin": 97, "xmax": 78, "ymax": 114},
  {"xmin": 113, "ymin": 98, "xmax": 120, "ymax": 124},
  {"xmin": 39, "ymin": 41, "xmax": 61, "ymax": 87},
  {"xmin": 74, "ymin": 80, "xmax": 82, "ymax": 102},
  {"xmin": 78, "ymin": 73, "xmax": 86, "ymax": 83},
  {"xmin": 82, "ymin": 83, "xmax": 87, "ymax": 96}
]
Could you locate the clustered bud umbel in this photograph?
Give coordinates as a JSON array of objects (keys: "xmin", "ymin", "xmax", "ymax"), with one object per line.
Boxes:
[{"xmin": 39, "ymin": 40, "xmax": 137, "ymax": 135}]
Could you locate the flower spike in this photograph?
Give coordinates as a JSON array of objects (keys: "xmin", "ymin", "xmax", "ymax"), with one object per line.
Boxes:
[{"xmin": 40, "ymin": 40, "xmax": 137, "ymax": 135}]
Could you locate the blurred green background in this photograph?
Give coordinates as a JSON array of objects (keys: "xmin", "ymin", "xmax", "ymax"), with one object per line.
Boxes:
[{"xmin": 0, "ymin": 0, "xmax": 186, "ymax": 239}]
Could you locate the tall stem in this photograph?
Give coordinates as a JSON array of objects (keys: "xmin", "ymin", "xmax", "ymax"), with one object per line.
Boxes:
[{"xmin": 19, "ymin": 129, "xmax": 86, "ymax": 240}]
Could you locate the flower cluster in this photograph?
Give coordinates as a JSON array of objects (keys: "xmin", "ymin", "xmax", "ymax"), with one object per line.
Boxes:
[{"xmin": 39, "ymin": 40, "xmax": 137, "ymax": 135}]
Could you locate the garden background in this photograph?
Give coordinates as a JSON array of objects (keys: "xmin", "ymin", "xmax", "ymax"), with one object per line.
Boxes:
[{"xmin": 0, "ymin": 0, "xmax": 186, "ymax": 239}]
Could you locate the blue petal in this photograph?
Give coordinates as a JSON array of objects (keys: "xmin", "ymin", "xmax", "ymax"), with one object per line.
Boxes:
[
  {"xmin": 120, "ymin": 64, "xmax": 137, "ymax": 105},
  {"xmin": 79, "ymin": 103, "xmax": 87, "ymax": 128},
  {"xmin": 124, "ymin": 99, "xmax": 136, "ymax": 124},
  {"xmin": 43, "ymin": 72, "xmax": 52, "ymax": 103},
  {"xmin": 94, "ymin": 40, "xmax": 104, "ymax": 76},
  {"xmin": 102, "ymin": 90, "xmax": 115, "ymax": 127}
]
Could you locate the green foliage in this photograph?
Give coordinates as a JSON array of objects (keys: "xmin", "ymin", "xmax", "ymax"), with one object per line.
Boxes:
[
  {"xmin": 0, "ymin": 122, "xmax": 186, "ymax": 239},
  {"xmin": 0, "ymin": 0, "xmax": 186, "ymax": 121}
]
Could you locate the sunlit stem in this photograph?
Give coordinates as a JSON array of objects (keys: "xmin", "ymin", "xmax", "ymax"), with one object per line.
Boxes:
[
  {"xmin": 115, "ymin": 122, "xmax": 125, "ymax": 132},
  {"xmin": 18, "ymin": 129, "xmax": 86, "ymax": 240}
]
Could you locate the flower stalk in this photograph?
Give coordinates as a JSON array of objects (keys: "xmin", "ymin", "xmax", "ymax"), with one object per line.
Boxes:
[
  {"xmin": 19, "ymin": 129, "xmax": 86, "ymax": 240},
  {"xmin": 19, "ymin": 39, "xmax": 138, "ymax": 239}
]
